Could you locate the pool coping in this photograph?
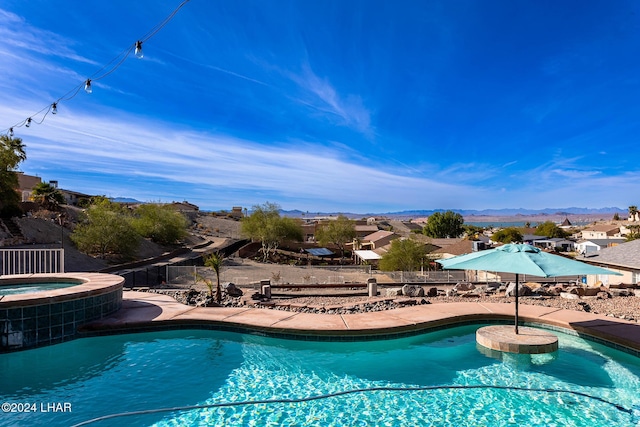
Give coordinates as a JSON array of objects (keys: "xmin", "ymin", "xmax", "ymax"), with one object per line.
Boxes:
[
  {"xmin": 76, "ymin": 291, "xmax": 640, "ymax": 357},
  {"xmin": 0, "ymin": 273, "xmax": 124, "ymax": 306}
]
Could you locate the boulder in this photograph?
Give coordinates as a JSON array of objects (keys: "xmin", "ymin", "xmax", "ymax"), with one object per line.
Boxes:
[
  {"xmin": 546, "ymin": 285, "xmax": 564, "ymax": 296},
  {"xmin": 426, "ymin": 287, "xmax": 438, "ymax": 297},
  {"xmin": 386, "ymin": 288, "xmax": 403, "ymax": 297},
  {"xmin": 505, "ymin": 282, "xmax": 533, "ymax": 297},
  {"xmin": 609, "ymin": 288, "xmax": 630, "ymax": 297},
  {"xmin": 453, "ymin": 282, "xmax": 475, "ymax": 292},
  {"xmin": 583, "ymin": 286, "xmax": 603, "ymax": 297},
  {"xmin": 223, "ymin": 282, "xmax": 244, "ymax": 297},
  {"xmin": 566, "ymin": 286, "xmax": 586, "ymax": 297},
  {"xmin": 402, "ymin": 284, "xmax": 425, "ymax": 297},
  {"xmin": 445, "ymin": 288, "xmax": 457, "ymax": 297},
  {"xmin": 560, "ymin": 292, "xmax": 580, "ymax": 300},
  {"xmin": 525, "ymin": 282, "xmax": 543, "ymax": 293}
]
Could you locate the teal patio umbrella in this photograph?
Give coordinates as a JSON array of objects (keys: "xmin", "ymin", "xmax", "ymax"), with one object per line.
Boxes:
[{"xmin": 437, "ymin": 244, "xmax": 622, "ymax": 334}]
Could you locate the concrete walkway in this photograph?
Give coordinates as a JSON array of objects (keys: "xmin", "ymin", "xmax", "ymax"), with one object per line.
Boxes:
[{"xmin": 79, "ymin": 291, "xmax": 640, "ymax": 355}]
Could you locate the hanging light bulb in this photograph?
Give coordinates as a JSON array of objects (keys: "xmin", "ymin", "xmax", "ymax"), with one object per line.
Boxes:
[
  {"xmin": 9, "ymin": 128, "xmax": 14, "ymax": 137},
  {"xmin": 84, "ymin": 79, "xmax": 92, "ymax": 94},
  {"xmin": 135, "ymin": 41, "xmax": 144, "ymax": 59},
  {"xmin": 25, "ymin": 118, "xmax": 32, "ymax": 128},
  {"xmin": 52, "ymin": 102, "xmax": 58, "ymax": 114}
]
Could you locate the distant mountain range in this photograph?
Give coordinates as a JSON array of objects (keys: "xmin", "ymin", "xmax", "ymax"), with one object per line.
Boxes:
[
  {"xmin": 280, "ymin": 207, "xmax": 627, "ymax": 218},
  {"xmin": 107, "ymin": 200, "xmax": 626, "ymax": 218}
]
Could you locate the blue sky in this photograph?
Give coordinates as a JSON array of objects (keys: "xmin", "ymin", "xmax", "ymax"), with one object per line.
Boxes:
[{"xmin": 1, "ymin": 0, "xmax": 639, "ymax": 213}]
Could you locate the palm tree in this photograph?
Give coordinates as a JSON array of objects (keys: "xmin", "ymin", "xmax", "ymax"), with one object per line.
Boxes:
[
  {"xmin": 204, "ymin": 252, "xmax": 224, "ymax": 303},
  {"xmin": 0, "ymin": 135, "xmax": 27, "ymax": 216},
  {"xmin": 629, "ymin": 206, "xmax": 638, "ymax": 222},
  {"xmin": 32, "ymin": 182, "xmax": 65, "ymax": 210}
]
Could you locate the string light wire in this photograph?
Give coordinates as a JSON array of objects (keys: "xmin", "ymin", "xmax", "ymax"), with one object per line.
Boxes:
[{"xmin": 1, "ymin": 0, "xmax": 191, "ymax": 136}]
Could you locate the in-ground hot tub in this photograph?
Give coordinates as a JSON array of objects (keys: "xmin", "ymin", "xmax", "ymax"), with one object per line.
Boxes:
[{"xmin": 0, "ymin": 273, "xmax": 124, "ymax": 352}]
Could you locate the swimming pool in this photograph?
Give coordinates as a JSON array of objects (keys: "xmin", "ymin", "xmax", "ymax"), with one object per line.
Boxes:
[
  {"xmin": 0, "ymin": 282, "xmax": 79, "ymax": 296},
  {"xmin": 0, "ymin": 273, "xmax": 123, "ymax": 351},
  {"xmin": 0, "ymin": 324, "xmax": 639, "ymax": 426}
]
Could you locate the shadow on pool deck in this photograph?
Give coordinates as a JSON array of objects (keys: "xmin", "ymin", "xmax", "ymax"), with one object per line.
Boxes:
[{"xmin": 78, "ymin": 291, "xmax": 640, "ymax": 355}]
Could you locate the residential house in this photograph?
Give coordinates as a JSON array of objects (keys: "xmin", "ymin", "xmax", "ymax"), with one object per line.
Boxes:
[
  {"xmin": 431, "ymin": 239, "xmax": 489, "ymax": 260},
  {"xmin": 576, "ymin": 239, "xmax": 640, "ymax": 286},
  {"xmin": 522, "ymin": 234, "xmax": 547, "ymax": 245},
  {"xmin": 581, "ymin": 225, "xmax": 620, "ymax": 240},
  {"xmin": 59, "ymin": 188, "xmax": 92, "ymax": 206},
  {"xmin": 575, "ymin": 238, "xmax": 626, "ymax": 256},
  {"xmin": 355, "ymin": 224, "xmax": 379, "ymax": 239},
  {"xmin": 16, "ymin": 172, "xmax": 41, "ymax": 202},
  {"xmin": 229, "ymin": 206, "xmax": 244, "ymax": 219},
  {"xmin": 533, "ymin": 238, "xmax": 575, "ymax": 252},
  {"xmin": 360, "ymin": 230, "xmax": 399, "ymax": 250},
  {"xmin": 559, "ymin": 217, "xmax": 573, "ymax": 229},
  {"xmin": 170, "ymin": 201, "xmax": 199, "ymax": 213},
  {"xmin": 301, "ymin": 222, "xmax": 317, "ymax": 242}
]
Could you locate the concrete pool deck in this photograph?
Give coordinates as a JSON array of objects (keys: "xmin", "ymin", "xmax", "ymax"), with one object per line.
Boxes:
[{"xmin": 79, "ymin": 291, "xmax": 640, "ymax": 355}]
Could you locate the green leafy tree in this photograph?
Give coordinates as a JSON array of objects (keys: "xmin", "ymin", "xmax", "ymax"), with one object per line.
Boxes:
[
  {"xmin": 463, "ymin": 224, "xmax": 485, "ymax": 238},
  {"xmin": 0, "ymin": 135, "xmax": 27, "ymax": 217},
  {"xmin": 626, "ymin": 225, "xmax": 640, "ymax": 242},
  {"xmin": 379, "ymin": 238, "xmax": 426, "ymax": 271},
  {"xmin": 534, "ymin": 221, "xmax": 568, "ymax": 238},
  {"xmin": 315, "ymin": 215, "xmax": 356, "ymax": 259},
  {"xmin": 132, "ymin": 203, "xmax": 188, "ymax": 245},
  {"xmin": 241, "ymin": 202, "xmax": 303, "ymax": 262},
  {"xmin": 31, "ymin": 182, "xmax": 65, "ymax": 210},
  {"xmin": 203, "ymin": 252, "xmax": 224, "ymax": 303},
  {"xmin": 491, "ymin": 227, "xmax": 523, "ymax": 244},
  {"xmin": 423, "ymin": 211, "xmax": 464, "ymax": 238},
  {"xmin": 71, "ymin": 198, "xmax": 140, "ymax": 259}
]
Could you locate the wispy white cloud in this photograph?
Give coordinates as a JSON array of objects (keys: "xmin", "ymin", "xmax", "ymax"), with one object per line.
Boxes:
[
  {"xmin": 0, "ymin": 8, "xmax": 95, "ymax": 65},
  {"xmin": 9, "ymin": 99, "xmax": 636, "ymax": 212},
  {"xmin": 286, "ymin": 63, "xmax": 373, "ymax": 137}
]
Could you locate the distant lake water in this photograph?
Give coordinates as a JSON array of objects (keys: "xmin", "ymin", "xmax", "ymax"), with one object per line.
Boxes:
[{"xmin": 466, "ymin": 220, "xmax": 591, "ymax": 228}]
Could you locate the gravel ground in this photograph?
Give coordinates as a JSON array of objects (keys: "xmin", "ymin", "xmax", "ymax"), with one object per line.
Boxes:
[
  {"xmin": 270, "ymin": 293, "xmax": 640, "ymax": 322},
  {"xmin": 148, "ymin": 286, "xmax": 640, "ymax": 323}
]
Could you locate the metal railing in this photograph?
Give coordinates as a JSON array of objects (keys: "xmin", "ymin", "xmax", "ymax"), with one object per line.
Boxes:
[
  {"xmin": 0, "ymin": 248, "xmax": 65, "ymax": 276},
  {"xmin": 165, "ymin": 264, "xmax": 374, "ymax": 288}
]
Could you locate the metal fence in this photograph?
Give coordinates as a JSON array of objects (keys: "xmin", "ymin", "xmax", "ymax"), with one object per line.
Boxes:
[
  {"xmin": 0, "ymin": 248, "xmax": 64, "ymax": 276},
  {"xmin": 380, "ymin": 270, "xmax": 467, "ymax": 283},
  {"xmin": 165, "ymin": 264, "xmax": 375, "ymax": 288}
]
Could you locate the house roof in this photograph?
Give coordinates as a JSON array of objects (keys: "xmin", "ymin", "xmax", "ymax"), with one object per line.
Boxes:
[
  {"xmin": 432, "ymin": 239, "xmax": 477, "ymax": 256},
  {"xmin": 353, "ymin": 250, "xmax": 382, "ymax": 260},
  {"xmin": 363, "ymin": 230, "xmax": 397, "ymax": 243},
  {"xmin": 582, "ymin": 224, "xmax": 620, "ymax": 233},
  {"xmin": 522, "ymin": 234, "xmax": 546, "ymax": 241},
  {"xmin": 355, "ymin": 225, "xmax": 379, "ymax": 232},
  {"xmin": 426, "ymin": 238, "xmax": 464, "ymax": 248},
  {"xmin": 576, "ymin": 239, "xmax": 640, "ymax": 269},
  {"xmin": 577, "ymin": 238, "xmax": 626, "ymax": 246},
  {"xmin": 305, "ymin": 248, "xmax": 334, "ymax": 257}
]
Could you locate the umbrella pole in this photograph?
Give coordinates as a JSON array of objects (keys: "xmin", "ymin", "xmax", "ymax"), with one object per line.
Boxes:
[{"xmin": 515, "ymin": 273, "xmax": 519, "ymax": 334}]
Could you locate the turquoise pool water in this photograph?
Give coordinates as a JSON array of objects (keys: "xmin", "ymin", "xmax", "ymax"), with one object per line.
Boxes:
[
  {"xmin": 1, "ymin": 324, "xmax": 639, "ymax": 426},
  {"xmin": 0, "ymin": 282, "xmax": 78, "ymax": 296}
]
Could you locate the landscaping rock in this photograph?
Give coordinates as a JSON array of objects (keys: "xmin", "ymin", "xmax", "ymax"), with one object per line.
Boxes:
[
  {"xmin": 386, "ymin": 288, "xmax": 402, "ymax": 297},
  {"xmin": 453, "ymin": 282, "xmax": 475, "ymax": 292},
  {"xmin": 223, "ymin": 282, "xmax": 244, "ymax": 297},
  {"xmin": 401, "ymin": 284, "xmax": 425, "ymax": 297},
  {"xmin": 505, "ymin": 283, "xmax": 533, "ymax": 297}
]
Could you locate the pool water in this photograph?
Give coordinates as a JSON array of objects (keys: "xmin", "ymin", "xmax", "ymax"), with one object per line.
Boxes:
[
  {"xmin": 1, "ymin": 324, "xmax": 639, "ymax": 426},
  {"xmin": 0, "ymin": 282, "xmax": 78, "ymax": 296}
]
